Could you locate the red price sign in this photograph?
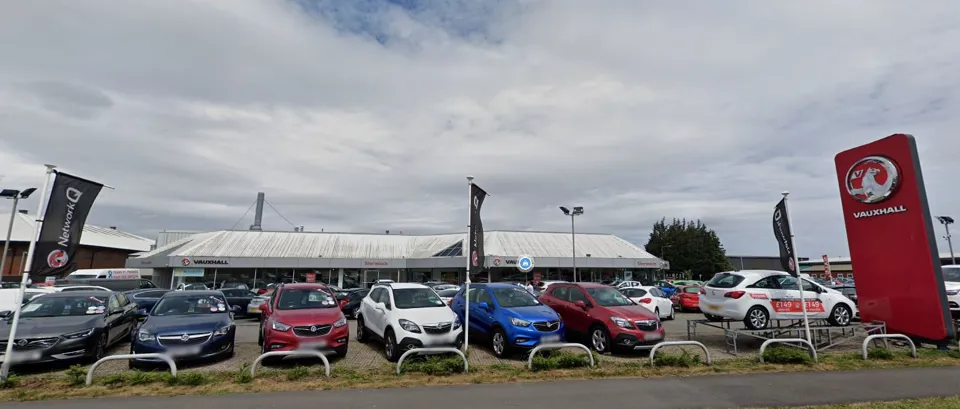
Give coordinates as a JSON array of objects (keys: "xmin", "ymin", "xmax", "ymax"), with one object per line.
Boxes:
[
  {"xmin": 771, "ymin": 299, "xmax": 824, "ymax": 313},
  {"xmin": 305, "ymin": 272, "xmax": 316, "ymax": 283}
]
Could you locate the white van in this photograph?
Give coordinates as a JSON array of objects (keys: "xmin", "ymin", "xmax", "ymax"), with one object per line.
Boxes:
[{"xmin": 66, "ymin": 269, "xmax": 142, "ymax": 280}]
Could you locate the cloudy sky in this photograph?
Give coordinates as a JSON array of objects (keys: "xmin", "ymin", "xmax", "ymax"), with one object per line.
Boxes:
[{"xmin": 2, "ymin": 0, "xmax": 960, "ymax": 258}]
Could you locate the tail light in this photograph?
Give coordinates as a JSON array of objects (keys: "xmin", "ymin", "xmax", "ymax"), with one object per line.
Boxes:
[
  {"xmin": 339, "ymin": 298, "xmax": 349, "ymax": 309},
  {"xmin": 447, "ymin": 298, "xmax": 454, "ymax": 306},
  {"xmin": 700, "ymin": 287, "xmax": 706, "ymax": 294},
  {"xmin": 724, "ymin": 291, "xmax": 745, "ymax": 299},
  {"xmin": 639, "ymin": 298, "xmax": 652, "ymax": 304}
]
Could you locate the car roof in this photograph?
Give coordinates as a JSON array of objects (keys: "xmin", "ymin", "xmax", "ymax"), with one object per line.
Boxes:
[
  {"xmin": 280, "ymin": 283, "xmax": 329, "ymax": 290},
  {"xmin": 382, "ymin": 282, "xmax": 427, "ymax": 290},
  {"xmin": 42, "ymin": 290, "xmax": 113, "ymax": 298},
  {"xmin": 163, "ymin": 290, "xmax": 222, "ymax": 297},
  {"xmin": 719, "ymin": 270, "xmax": 789, "ymax": 280},
  {"xmin": 484, "ymin": 283, "xmax": 519, "ymax": 289},
  {"xmin": 571, "ymin": 282, "xmax": 609, "ymax": 289}
]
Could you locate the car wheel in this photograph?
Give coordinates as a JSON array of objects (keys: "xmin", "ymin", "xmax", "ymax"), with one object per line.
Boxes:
[
  {"xmin": 352, "ymin": 307, "xmax": 360, "ymax": 319},
  {"xmin": 257, "ymin": 324, "xmax": 264, "ymax": 346},
  {"xmin": 828, "ymin": 304, "xmax": 853, "ymax": 327},
  {"xmin": 356, "ymin": 316, "xmax": 368, "ymax": 343},
  {"xmin": 589, "ymin": 325, "xmax": 611, "ymax": 354},
  {"xmin": 491, "ymin": 327, "xmax": 510, "ymax": 358},
  {"xmin": 384, "ymin": 330, "xmax": 400, "ymax": 362},
  {"xmin": 744, "ymin": 306, "xmax": 770, "ymax": 330},
  {"xmin": 92, "ymin": 333, "xmax": 107, "ymax": 362},
  {"xmin": 334, "ymin": 345, "xmax": 348, "ymax": 358},
  {"xmin": 260, "ymin": 335, "xmax": 268, "ymax": 354},
  {"xmin": 668, "ymin": 307, "xmax": 676, "ymax": 320}
]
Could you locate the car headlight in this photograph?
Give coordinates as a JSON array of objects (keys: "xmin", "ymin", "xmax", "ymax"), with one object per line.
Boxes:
[
  {"xmin": 510, "ymin": 317, "xmax": 531, "ymax": 327},
  {"xmin": 63, "ymin": 328, "xmax": 94, "ymax": 340},
  {"xmin": 399, "ymin": 319, "xmax": 421, "ymax": 333},
  {"xmin": 452, "ymin": 316, "xmax": 461, "ymax": 329},
  {"xmin": 610, "ymin": 316, "xmax": 633, "ymax": 329},
  {"xmin": 333, "ymin": 316, "xmax": 347, "ymax": 327},
  {"xmin": 271, "ymin": 321, "xmax": 291, "ymax": 331},
  {"xmin": 946, "ymin": 289, "xmax": 960, "ymax": 296},
  {"xmin": 214, "ymin": 325, "xmax": 231, "ymax": 336},
  {"xmin": 137, "ymin": 329, "xmax": 155, "ymax": 342}
]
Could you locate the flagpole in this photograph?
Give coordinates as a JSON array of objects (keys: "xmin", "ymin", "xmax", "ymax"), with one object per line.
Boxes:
[
  {"xmin": 782, "ymin": 191, "xmax": 812, "ymax": 345},
  {"xmin": 1, "ymin": 164, "xmax": 56, "ymax": 382},
  {"xmin": 463, "ymin": 176, "xmax": 473, "ymax": 353}
]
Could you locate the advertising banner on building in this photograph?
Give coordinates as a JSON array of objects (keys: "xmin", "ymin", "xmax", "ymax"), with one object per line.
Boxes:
[
  {"xmin": 29, "ymin": 172, "xmax": 103, "ymax": 279},
  {"xmin": 834, "ymin": 133, "xmax": 954, "ymax": 342}
]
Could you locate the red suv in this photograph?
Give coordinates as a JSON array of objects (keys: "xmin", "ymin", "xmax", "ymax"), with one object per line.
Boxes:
[
  {"xmin": 540, "ymin": 282, "xmax": 664, "ymax": 354},
  {"xmin": 258, "ymin": 283, "xmax": 349, "ymax": 357}
]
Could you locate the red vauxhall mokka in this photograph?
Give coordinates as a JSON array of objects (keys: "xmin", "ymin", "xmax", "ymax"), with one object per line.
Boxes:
[{"xmin": 258, "ymin": 283, "xmax": 349, "ymax": 357}]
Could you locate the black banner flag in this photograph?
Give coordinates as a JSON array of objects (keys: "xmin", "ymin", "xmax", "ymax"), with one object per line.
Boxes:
[
  {"xmin": 772, "ymin": 198, "xmax": 797, "ymax": 276},
  {"xmin": 468, "ymin": 183, "xmax": 488, "ymax": 271},
  {"xmin": 30, "ymin": 172, "xmax": 103, "ymax": 279}
]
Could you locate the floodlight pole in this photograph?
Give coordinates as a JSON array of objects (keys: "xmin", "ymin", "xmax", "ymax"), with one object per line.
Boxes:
[
  {"xmin": 0, "ymin": 194, "xmax": 20, "ymax": 282},
  {"xmin": 939, "ymin": 217, "xmax": 956, "ymax": 265}
]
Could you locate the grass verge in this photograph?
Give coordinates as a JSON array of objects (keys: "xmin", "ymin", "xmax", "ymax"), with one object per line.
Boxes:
[
  {"xmin": 752, "ymin": 396, "xmax": 960, "ymax": 408},
  {"xmin": 1, "ymin": 348, "xmax": 958, "ymax": 402}
]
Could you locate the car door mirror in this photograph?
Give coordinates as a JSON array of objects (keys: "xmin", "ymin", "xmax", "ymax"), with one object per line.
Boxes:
[
  {"xmin": 574, "ymin": 300, "xmax": 587, "ymax": 310},
  {"xmin": 136, "ymin": 309, "xmax": 149, "ymax": 318},
  {"xmin": 477, "ymin": 301, "xmax": 491, "ymax": 311}
]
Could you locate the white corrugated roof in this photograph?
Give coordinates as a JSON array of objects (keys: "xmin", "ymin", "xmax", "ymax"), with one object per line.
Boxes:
[
  {"xmin": 156, "ymin": 230, "xmax": 203, "ymax": 247},
  {"xmin": 131, "ymin": 229, "xmax": 655, "ymax": 260},
  {"xmin": 0, "ymin": 212, "xmax": 154, "ymax": 252}
]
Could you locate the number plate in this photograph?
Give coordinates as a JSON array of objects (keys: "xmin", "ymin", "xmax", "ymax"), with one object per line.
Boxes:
[
  {"xmin": 541, "ymin": 335, "xmax": 561, "ymax": 344},
  {"xmin": 168, "ymin": 346, "xmax": 202, "ymax": 357},
  {"xmin": 705, "ymin": 304, "xmax": 720, "ymax": 311},
  {"xmin": 646, "ymin": 333, "xmax": 662, "ymax": 341}
]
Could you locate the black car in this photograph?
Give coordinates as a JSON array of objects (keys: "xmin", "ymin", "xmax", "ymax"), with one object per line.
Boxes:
[
  {"xmin": 125, "ymin": 289, "xmax": 171, "ymax": 312},
  {"xmin": 220, "ymin": 288, "xmax": 258, "ymax": 316},
  {"xmin": 337, "ymin": 288, "xmax": 368, "ymax": 319},
  {"xmin": 0, "ymin": 291, "xmax": 139, "ymax": 364},
  {"xmin": 59, "ymin": 278, "xmax": 158, "ymax": 291}
]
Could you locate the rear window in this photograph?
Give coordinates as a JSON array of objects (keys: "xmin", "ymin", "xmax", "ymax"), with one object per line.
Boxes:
[
  {"xmin": 683, "ymin": 287, "xmax": 700, "ymax": 293},
  {"xmin": 706, "ymin": 273, "xmax": 745, "ymax": 289}
]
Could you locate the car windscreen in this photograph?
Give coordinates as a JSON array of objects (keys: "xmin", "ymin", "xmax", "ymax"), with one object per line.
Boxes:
[
  {"xmin": 392, "ymin": 288, "xmax": 446, "ymax": 309},
  {"xmin": 276, "ymin": 289, "xmax": 337, "ymax": 310},
  {"xmin": 492, "ymin": 287, "xmax": 540, "ymax": 307},
  {"xmin": 436, "ymin": 289, "xmax": 460, "ymax": 298},
  {"xmin": 706, "ymin": 273, "xmax": 745, "ymax": 289},
  {"xmin": 683, "ymin": 286, "xmax": 700, "ymax": 293},
  {"xmin": 942, "ymin": 267, "xmax": 960, "ymax": 283},
  {"xmin": 20, "ymin": 295, "xmax": 107, "ymax": 317},
  {"xmin": 585, "ymin": 287, "xmax": 635, "ymax": 307},
  {"xmin": 153, "ymin": 295, "xmax": 229, "ymax": 315}
]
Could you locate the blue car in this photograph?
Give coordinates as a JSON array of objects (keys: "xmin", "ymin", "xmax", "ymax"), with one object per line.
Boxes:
[
  {"xmin": 124, "ymin": 289, "xmax": 170, "ymax": 312},
  {"xmin": 129, "ymin": 291, "xmax": 235, "ymax": 368},
  {"xmin": 451, "ymin": 283, "xmax": 564, "ymax": 358}
]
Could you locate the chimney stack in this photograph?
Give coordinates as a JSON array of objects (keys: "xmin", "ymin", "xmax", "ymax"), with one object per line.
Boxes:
[{"xmin": 250, "ymin": 192, "xmax": 264, "ymax": 230}]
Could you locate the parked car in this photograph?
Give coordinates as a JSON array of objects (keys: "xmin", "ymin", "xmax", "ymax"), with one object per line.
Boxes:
[
  {"xmin": 258, "ymin": 283, "xmax": 349, "ymax": 357},
  {"xmin": 654, "ymin": 281, "xmax": 679, "ymax": 297},
  {"xmin": 435, "ymin": 287, "xmax": 460, "ymax": 305},
  {"xmin": 942, "ymin": 265, "xmax": 960, "ymax": 318},
  {"xmin": 176, "ymin": 283, "xmax": 209, "ymax": 291},
  {"xmin": 130, "ymin": 291, "xmax": 236, "ymax": 368},
  {"xmin": 451, "ymin": 283, "xmax": 563, "ymax": 358},
  {"xmin": 539, "ymin": 282, "xmax": 664, "ymax": 354},
  {"xmin": 337, "ymin": 288, "xmax": 369, "ymax": 319},
  {"xmin": 220, "ymin": 288, "xmax": 258, "ymax": 316},
  {"xmin": 356, "ymin": 283, "xmax": 463, "ymax": 361},
  {"xmin": 247, "ymin": 290, "xmax": 273, "ymax": 318},
  {"xmin": 670, "ymin": 285, "xmax": 702, "ymax": 312},
  {"xmin": 125, "ymin": 289, "xmax": 171, "ymax": 312},
  {"xmin": 615, "ymin": 281, "xmax": 644, "ymax": 289},
  {"xmin": 0, "ymin": 290, "xmax": 138, "ymax": 364},
  {"xmin": 50, "ymin": 285, "xmax": 111, "ymax": 292},
  {"xmin": 699, "ymin": 270, "xmax": 857, "ymax": 330},
  {"xmin": 618, "ymin": 286, "xmax": 675, "ymax": 320},
  {"xmin": 58, "ymin": 278, "xmax": 157, "ymax": 291}
]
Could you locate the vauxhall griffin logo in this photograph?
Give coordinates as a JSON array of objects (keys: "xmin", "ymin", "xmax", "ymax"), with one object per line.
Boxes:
[
  {"xmin": 845, "ymin": 155, "xmax": 907, "ymax": 219},
  {"xmin": 47, "ymin": 249, "xmax": 68, "ymax": 268}
]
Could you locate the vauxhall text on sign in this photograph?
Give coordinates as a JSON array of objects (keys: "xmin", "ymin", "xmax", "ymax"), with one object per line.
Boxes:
[
  {"xmin": 834, "ymin": 134, "xmax": 954, "ymax": 342},
  {"xmin": 30, "ymin": 172, "xmax": 103, "ymax": 279}
]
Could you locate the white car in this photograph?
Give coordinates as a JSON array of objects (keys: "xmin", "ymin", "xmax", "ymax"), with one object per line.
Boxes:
[
  {"xmin": 355, "ymin": 283, "xmax": 463, "ymax": 361},
  {"xmin": 618, "ymin": 286, "xmax": 675, "ymax": 320},
  {"xmin": 699, "ymin": 270, "xmax": 857, "ymax": 330},
  {"xmin": 50, "ymin": 285, "xmax": 111, "ymax": 292},
  {"xmin": 942, "ymin": 265, "xmax": 960, "ymax": 317},
  {"xmin": 615, "ymin": 281, "xmax": 645, "ymax": 289},
  {"xmin": 247, "ymin": 292, "xmax": 272, "ymax": 317}
]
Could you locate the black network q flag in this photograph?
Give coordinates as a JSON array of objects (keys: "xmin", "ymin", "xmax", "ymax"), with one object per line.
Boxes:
[
  {"xmin": 469, "ymin": 183, "xmax": 488, "ymax": 271},
  {"xmin": 31, "ymin": 172, "xmax": 103, "ymax": 279},
  {"xmin": 772, "ymin": 198, "xmax": 797, "ymax": 276}
]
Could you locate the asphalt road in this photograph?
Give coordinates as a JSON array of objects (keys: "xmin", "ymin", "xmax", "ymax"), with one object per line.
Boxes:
[{"xmin": 10, "ymin": 367, "xmax": 960, "ymax": 408}]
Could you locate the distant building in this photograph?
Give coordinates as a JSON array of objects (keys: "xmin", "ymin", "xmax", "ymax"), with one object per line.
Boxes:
[
  {"xmin": 800, "ymin": 253, "xmax": 960, "ymax": 279},
  {"xmin": 0, "ymin": 211, "xmax": 155, "ymax": 279},
  {"xmin": 727, "ymin": 255, "xmax": 811, "ymax": 272}
]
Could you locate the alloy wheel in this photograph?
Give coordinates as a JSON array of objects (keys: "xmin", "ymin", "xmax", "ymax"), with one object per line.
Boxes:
[
  {"xmin": 385, "ymin": 334, "xmax": 395, "ymax": 358},
  {"xmin": 95, "ymin": 334, "xmax": 107, "ymax": 360},
  {"xmin": 492, "ymin": 332, "xmax": 504, "ymax": 355},
  {"xmin": 749, "ymin": 309, "xmax": 767, "ymax": 328},
  {"xmin": 835, "ymin": 307, "xmax": 851, "ymax": 325},
  {"xmin": 591, "ymin": 329, "xmax": 607, "ymax": 352}
]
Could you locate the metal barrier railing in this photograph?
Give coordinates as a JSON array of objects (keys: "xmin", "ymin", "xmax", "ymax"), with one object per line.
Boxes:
[
  {"xmin": 526, "ymin": 343, "xmax": 595, "ymax": 370},
  {"xmin": 649, "ymin": 341, "xmax": 711, "ymax": 366},
  {"xmin": 759, "ymin": 338, "xmax": 817, "ymax": 363},
  {"xmin": 87, "ymin": 354, "xmax": 176, "ymax": 386},
  {"xmin": 861, "ymin": 334, "xmax": 917, "ymax": 360},
  {"xmin": 250, "ymin": 350, "xmax": 331, "ymax": 378},
  {"xmin": 396, "ymin": 347, "xmax": 468, "ymax": 375}
]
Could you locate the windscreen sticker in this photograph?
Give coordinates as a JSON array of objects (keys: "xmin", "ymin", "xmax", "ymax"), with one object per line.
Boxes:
[
  {"xmin": 22, "ymin": 304, "xmax": 41, "ymax": 312},
  {"xmin": 88, "ymin": 297, "xmax": 104, "ymax": 304},
  {"xmin": 218, "ymin": 306, "xmax": 225, "ymax": 311},
  {"xmin": 210, "ymin": 307, "xmax": 219, "ymax": 312},
  {"xmin": 321, "ymin": 300, "xmax": 334, "ymax": 306}
]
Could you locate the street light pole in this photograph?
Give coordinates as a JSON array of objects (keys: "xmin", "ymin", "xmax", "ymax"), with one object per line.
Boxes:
[
  {"xmin": 0, "ymin": 187, "xmax": 36, "ymax": 283},
  {"xmin": 937, "ymin": 216, "xmax": 956, "ymax": 265},
  {"xmin": 559, "ymin": 206, "xmax": 584, "ymax": 282}
]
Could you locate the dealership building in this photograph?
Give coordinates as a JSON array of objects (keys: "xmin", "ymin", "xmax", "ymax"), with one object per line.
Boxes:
[{"xmin": 126, "ymin": 229, "xmax": 667, "ymax": 289}]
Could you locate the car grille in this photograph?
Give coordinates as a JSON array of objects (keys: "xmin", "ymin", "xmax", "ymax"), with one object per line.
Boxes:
[
  {"xmin": 533, "ymin": 320, "xmax": 561, "ymax": 332},
  {"xmin": 634, "ymin": 320, "xmax": 660, "ymax": 332},
  {"xmin": 293, "ymin": 324, "xmax": 332, "ymax": 337},
  {"xmin": 0, "ymin": 337, "xmax": 58, "ymax": 351},
  {"xmin": 157, "ymin": 332, "xmax": 211, "ymax": 346},
  {"xmin": 422, "ymin": 322, "xmax": 452, "ymax": 334}
]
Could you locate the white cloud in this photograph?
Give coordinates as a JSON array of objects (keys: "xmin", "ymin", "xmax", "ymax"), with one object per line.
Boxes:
[{"xmin": 2, "ymin": 0, "xmax": 960, "ymax": 258}]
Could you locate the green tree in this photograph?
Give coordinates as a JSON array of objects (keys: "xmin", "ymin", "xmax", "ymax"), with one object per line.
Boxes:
[{"xmin": 644, "ymin": 218, "xmax": 733, "ymax": 280}]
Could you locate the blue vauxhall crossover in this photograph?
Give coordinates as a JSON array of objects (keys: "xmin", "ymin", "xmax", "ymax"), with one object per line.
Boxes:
[
  {"xmin": 451, "ymin": 283, "xmax": 564, "ymax": 358},
  {"xmin": 129, "ymin": 291, "xmax": 235, "ymax": 368}
]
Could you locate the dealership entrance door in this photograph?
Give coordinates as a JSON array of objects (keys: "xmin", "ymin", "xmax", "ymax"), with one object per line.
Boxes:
[{"xmin": 363, "ymin": 270, "xmax": 381, "ymax": 288}]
